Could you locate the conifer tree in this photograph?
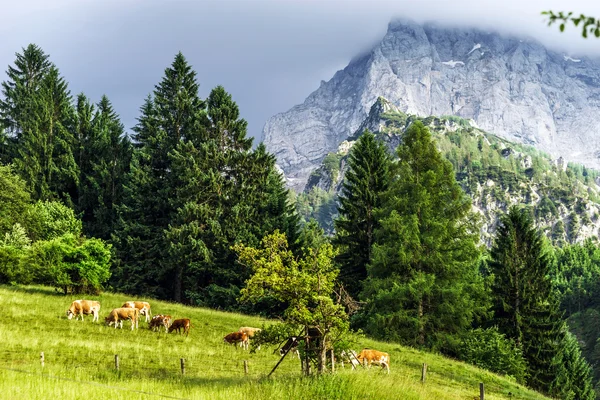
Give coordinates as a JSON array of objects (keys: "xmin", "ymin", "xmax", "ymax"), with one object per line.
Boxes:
[
  {"xmin": 361, "ymin": 121, "xmax": 483, "ymax": 349},
  {"xmin": 113, "ymin": 52, "xmax": 205, "ymax": 298},
  {"xmin": 166, "ymin": 86, "xmax": 297, "ymax": 306},
  {"xmin": 76, "ymin": 94, "xmax": 131, "ymax": 239},
  {"xmin": 0, "ymin": 45, "xmax": 78, "ymax": 205},
  {"xmin": 490, "ymin": 206, "xmax": 594, "ymax": 396},
  {"xmin": 334, "ymin": 130, "xmax": 391, "ymax": 299}
]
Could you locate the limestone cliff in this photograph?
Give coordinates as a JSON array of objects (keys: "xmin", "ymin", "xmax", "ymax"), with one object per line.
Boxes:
[{"xmin": 264, "ymin": 19, "xmax": 600, "ymax": 192}]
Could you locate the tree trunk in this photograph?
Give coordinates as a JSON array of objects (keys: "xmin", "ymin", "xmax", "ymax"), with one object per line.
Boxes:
[
  {"xmin": 174, "ymin": 264, "xmax": 183, "ymax": 303},
  {"xmin": 418, "ymin": 298, "xmax": 425, "ymax": 345},
  {"xmin": 304, "ymin": 327, "xmax": 311, "ymax": 376}
]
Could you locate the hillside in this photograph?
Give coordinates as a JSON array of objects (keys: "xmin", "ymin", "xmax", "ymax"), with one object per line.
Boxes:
[
  {"xmin": 0, "ymin": 285, "xmax": 548, "ymax": 400},
  {"xmin": 264, "ymin": 19, "xmax": 600, "ymax": 192},
  {"xmin": 297, "ymin": 97, "xmax": 600, "ymax": 245}
]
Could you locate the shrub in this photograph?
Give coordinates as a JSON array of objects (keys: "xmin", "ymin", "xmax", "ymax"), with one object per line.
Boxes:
[
  {"xmin": 0, "ymin": 223, "xmax": 33, "ymax": 284},
  {"xmin": 25, "ymin": 234, "xmax": 111, "ymax": 294},
  {"xmin": 458, "ymin": 327, "xmax": 527, "ymax": 383}
]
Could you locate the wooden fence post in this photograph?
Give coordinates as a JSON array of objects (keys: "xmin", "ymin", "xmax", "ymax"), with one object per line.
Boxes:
[
  {"xmin": 40, "ymin": 352, "xmax": 44, "ymax": 368},
  {"xmin": 421, "ymin": 363, "xmax": 427, "ymax": 383},
  {"xmin": 244, "ymin": 360, "xmax": 249, "ymax": 375},
  {"xmin": 330, "ymin": 350, "xmax": 335, "ymax": 373},
  {"xmin": 480, "ymin": 382, "xmax": 485, "ymax": 400},
  {"xmin": 114, "ymin": 354, "xmax": 119, "ymax": 371},
  {"xmin": 180, "ymin": 358, "xmax": 185, "ymax": 375}
]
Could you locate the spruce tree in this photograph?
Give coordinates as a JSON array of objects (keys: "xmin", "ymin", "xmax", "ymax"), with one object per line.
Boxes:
[
  {"xmin": 76, "ymin": 94, "xmax": 131, "ymax": 239},
  {"xmin": 361, "ymin": 121, "xmax": 483, "ymax": 349},
  {"xmin": 490, "ymin": 206, "xmax": 593, "ymax": 396},
  {"xmin": 0, "ymin": 45, "xmax": 78, "ymax": 204},
  {"xmin": 166, "ymin": 86, "xmax": 297, "ymax": 306},
  {"xmin": 113, "ymin": 52, "xmax": 205, "ymax": 299},
  {"xmin": 334, "ymin": 130, "xmax": 391, "ymax": 299}
]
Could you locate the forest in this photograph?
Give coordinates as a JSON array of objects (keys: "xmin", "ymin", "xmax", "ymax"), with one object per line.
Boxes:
[{"xmin": 1, "ymin": 44, "xmax": 599, "ymax": 399}]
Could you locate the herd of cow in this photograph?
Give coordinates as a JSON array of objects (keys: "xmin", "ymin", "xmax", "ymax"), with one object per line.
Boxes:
[
  {"xmin": 65, "ymin": 299, "xmax": 391, "ymax": 373},
  {"xmin": 66, "ymin": 299, "xmax": 192, "ymax": 334}
]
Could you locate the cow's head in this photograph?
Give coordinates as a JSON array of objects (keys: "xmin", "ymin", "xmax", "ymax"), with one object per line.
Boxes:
[{"xmin": 66, "ymin": 310, "xmax": 74, "ymax": 319}]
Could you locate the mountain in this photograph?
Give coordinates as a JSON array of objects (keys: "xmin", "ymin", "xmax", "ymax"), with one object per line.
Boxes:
[
  {"xmin": 264, "ymin": 19, "xmax": 600, "ymax": 192},
  {"xmin": 296, "ymin": 97, "xmax": 600, "ymax": 246}
]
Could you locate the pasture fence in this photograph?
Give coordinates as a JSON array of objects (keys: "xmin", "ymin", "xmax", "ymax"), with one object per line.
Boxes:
[
  {"xmin": 0, "ymin": 365, "xmax": 190, "ymax": 400},
  {"xmin": 0, "ymin": 348, "xmax": 501, "ymax": 399}
]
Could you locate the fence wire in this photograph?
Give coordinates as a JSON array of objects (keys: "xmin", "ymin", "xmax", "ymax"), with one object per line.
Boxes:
[{"xmin": 0, "ymin": 365, "xmax": 191, "ymax": 400}]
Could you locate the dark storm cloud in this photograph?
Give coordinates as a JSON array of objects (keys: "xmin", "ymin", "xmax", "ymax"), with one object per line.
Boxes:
[{"xmin": 1, "ymin": 0, "xmax": 599, "ymax": 139}]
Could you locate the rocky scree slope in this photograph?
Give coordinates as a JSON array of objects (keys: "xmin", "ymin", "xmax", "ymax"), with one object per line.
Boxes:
[
  {"xmin": 264, "ymin": 19, "xmax": 600, "ymax": 192},
  {"xmin": 297, "ymin": 97, "xmax": 600, "ymax": 246}
]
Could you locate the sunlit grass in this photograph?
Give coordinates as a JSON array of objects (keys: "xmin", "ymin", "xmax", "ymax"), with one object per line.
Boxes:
[{"xmin": 0, "ymin": 285, "xmax": 548, "ymax": 399}]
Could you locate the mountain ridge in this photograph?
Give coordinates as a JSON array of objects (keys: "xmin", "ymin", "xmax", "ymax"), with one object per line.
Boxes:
[
  {"xmin": 264, "ymin": 18, "xmax": 600, "ymax": 191},
  {"xmin": 297, "ymin": 97, "xmax": 600, "ymax": 246}
]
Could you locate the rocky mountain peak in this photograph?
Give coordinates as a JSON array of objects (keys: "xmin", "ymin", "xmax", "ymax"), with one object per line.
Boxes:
[{"xmin": 264, "ymin": 19, "xmax": 600, "ymax": 192}]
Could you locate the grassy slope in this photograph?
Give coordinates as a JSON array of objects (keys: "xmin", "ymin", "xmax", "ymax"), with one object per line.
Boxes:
[{"xmin": 0, "ymin": 285, "xmax": 548, "ymax": 400}]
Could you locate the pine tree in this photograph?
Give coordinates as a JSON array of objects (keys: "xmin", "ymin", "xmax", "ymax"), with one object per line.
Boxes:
[
  {"xmin": 489, "ymin": 206, "xmax": 593, "ymax": 396},
  {"xmin": 113, "ymin": 53, "xmax": 205, "ymax": 299},
  {"xmin": 0, "ymin": 45, "xmax": 78, "ymax": 204},
  {"xmin": 165, "ymin": 86, "xmax": 297, "ymax": 306},
  {"xmin": 75, "ymin": 94, "xmax": 131, "ymax": 239},
  {"xmin": 361, "ymin": 121, "xmax": 484, "ymax": 349},
  {"xmin": 334, "ymin": 130, "xmax": 391, "ymax": 299}
]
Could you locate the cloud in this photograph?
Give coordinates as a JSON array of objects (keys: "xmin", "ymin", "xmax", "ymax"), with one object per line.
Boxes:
[{"xmin": 1, "ymin": 0, "xmax": 599, "ymax": 139}]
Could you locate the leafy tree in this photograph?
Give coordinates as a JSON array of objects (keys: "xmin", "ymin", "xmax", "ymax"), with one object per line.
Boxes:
[
  {"xmin": 25, "ymin": 233, "xmax": 111, "ymax": 294},
  {"xmin": 361, "ymin": 121, "xmax": 484, "ymax": 349},
  {"xmin": 543, "ymin": 11, "xmax": 600, "ymax": 38},
  {"xmin": 458, "ymin": 327, "xmax": 527, "ymax": 383},
  {"xmin": 334, "ymin": 130, "xmax": 391, "ymax": 299},
  {"xmin": 0, "ymin": 164, "xmax": 30, "ymax": 235},
  {"xmin": 23, "ymin": 200, "xmax": 82, "ymax": 242},
  {"xmin": 234, "ymin": 230, "xmax": 348, "ymax": 374}
]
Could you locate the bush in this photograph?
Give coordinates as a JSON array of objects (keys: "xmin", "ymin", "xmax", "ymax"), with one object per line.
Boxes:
[
  {"xmin": 457, "ymin": 327, "xmax": 527, "ymax": 383},
  {"xmin": 0, "ymin": 223, "xmax": 33, "ymax": 284},
  {"xmin": 25, "ymin": 234, "xmax": 111, "ymax": 294}
]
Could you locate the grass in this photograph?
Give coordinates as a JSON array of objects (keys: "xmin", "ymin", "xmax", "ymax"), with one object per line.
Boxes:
[{"xmin": 0, "ymin": 285, "xmax": 549, "ymax": 400}]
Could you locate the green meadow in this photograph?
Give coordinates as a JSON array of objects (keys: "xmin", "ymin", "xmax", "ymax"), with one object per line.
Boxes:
[{"xmin": 0, "ymin": 285, "xmax": 548, "ymax": 400}]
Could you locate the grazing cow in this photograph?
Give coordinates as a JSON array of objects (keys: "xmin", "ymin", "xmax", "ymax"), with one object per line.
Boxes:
[
  {"xmin": 66, "ymin": 300, "xmax": 101, "ymax": 322},
  {"xmin": 149, "ymin": 314, "xmax": 172, "ymax": 332},
  {"xmin": 356, "ymin": 348, "xmax": 390, "ymax": 374},
  {"xmin": 105, "ymin": 307, "xmax": 140, "ymax": 330},
  {"xmin": 279, "ymin": 336, "xmax": 300, "ymax": 358},
  {"xmin": 121, "ymin": 301, "xmax": 152, "ymax": 323},
  {"xmin": 224, "ymin": 331, "xmax": 248, "ymax": 350},
  {"xmin": 238, "ymin": 327, "xmax": 262, "ymax": 350},
  {"xmin": 168, "ymin": 319, "xmax": 191, "ymax": 336}
]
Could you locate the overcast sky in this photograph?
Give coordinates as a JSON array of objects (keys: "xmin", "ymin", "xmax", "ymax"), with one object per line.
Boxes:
[{"xmin": 2, "ymin": 0, "xmax": 600, "ymax": 140}]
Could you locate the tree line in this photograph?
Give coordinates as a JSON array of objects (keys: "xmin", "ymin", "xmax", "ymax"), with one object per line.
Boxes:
[{"xmin": 0, "ymin": 44, "xmax": 597, "ymax": 397}]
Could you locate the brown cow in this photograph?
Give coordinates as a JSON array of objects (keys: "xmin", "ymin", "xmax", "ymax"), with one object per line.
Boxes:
[
  {"xmin": 224, "ymin": 331, "xmax": 248, "ymax": 350},
  {"xmin": 356, "ymin": 348, "xmax": 390, "ymax": 373},
  {"xmin": 238, "ymin": 327, "xmax": 261, "ymax": 350},
  {"xmin": 149, "ymin": 314, "xmax": 172, "ymax": 332},
  {"xmin": 105, "ymin": 307, "xmax": 140, "ymax": 330},
  {"xmin": 168, "ymin": 319, "xmax": 191, "ymax": 336},
  {"xmin": 66, "ymin": 300, "xmax": 101, "ymax": 322},
  {"xmin": 121, "ymin": 301, "xmax": 152, "ymax": 323}
]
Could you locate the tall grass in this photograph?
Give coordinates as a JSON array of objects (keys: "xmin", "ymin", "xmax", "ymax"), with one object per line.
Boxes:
[{"xmin": 0, "ymin": 285, "xmax": 548, "ymax": 399}]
